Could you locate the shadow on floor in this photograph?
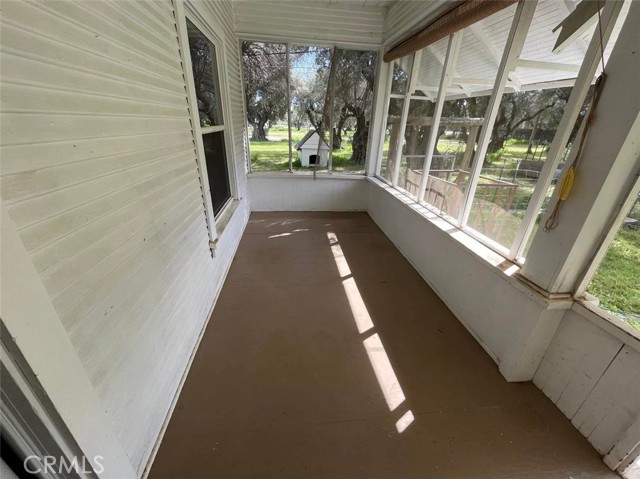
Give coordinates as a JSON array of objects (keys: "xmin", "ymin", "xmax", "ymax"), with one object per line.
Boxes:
[{"xmin": 149, "ymin": 212, "xmax": 618, "ymax": 479}]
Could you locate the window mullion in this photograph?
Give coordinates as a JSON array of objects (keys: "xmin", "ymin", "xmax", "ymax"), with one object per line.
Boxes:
[
  {"xmin": 375, "ymin": 60, "xmax": 394, "ymax": 177},
  {"xmin": 391, "ymin": 52, "xmax": 420, "ymax": 186},
  {"xmin": 508, "ymin": 0, "xmax": 624, "ymax": 260},
  {"xmin": 458, "ymin": 0, "xmax": 538, "ymax": 228},
  {"xmin": 286, "ymin": 43, "xmax": 293, "ymax": 172},
  {"xmin": 416, "ymin": 31, "xmax": 462, "ymax": 204}
]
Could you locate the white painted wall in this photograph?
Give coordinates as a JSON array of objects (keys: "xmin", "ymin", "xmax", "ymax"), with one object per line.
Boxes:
[
  {"xmin": 366, "ymin": 178, "xmax": 570, "ymax": 382},
  {"xmin": 535, "ymin": 304, "xmax": 640, "ymax": 462},
  {"xmin": 233, "ymin": 0, "xmax": 385, "ymax": 48},
  {"xmin": 0, "ymin": 0, "xmax": 249, "ymax": 475},
  {"xmin": 248, "ymin": 175, "xmax": 368, "ymax": 212}
]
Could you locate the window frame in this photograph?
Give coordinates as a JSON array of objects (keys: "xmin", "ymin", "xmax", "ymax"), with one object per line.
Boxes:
[
  {"xmin": 374, "ymin": 0, "xmax": 624, "ymax": 264},
  {"xmin": 175, "ymin": 0, "xmax": 238, "ymax": 248},
  {"xmin": 239, "ymin": 38, "xmax": 379, "ymax": 176}
]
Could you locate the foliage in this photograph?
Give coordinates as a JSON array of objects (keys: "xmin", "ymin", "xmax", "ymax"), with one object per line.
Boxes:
[
  {"xmin": 587, "ymin": 227, "xmax": 640, "ymax": 328},
  {"xmin": 487, "ymin": 148, "xmax": 505, "ymax": 164},
  {"xmin": 242, "ymin": 42, "xmax": 289, "ymax": 141}
]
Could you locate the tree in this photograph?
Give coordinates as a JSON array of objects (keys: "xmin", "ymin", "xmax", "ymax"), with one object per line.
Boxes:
[
  {"xmin": 488, "ymin": 88, "xmax": 571, "ymax": 152},
  {"xmin": 241, "ymin": 42, "xmax": 288, "ymax": 141},
  {"xmin": 309, "ymin": 48, "xmax": 377, "ymax": 164}
]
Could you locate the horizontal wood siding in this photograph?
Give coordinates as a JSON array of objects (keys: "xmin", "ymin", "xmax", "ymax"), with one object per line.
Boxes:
[
  {"xmin": 233, "ymin": 0, "xmax": 385, "ymax": 47},
  {"xmin": 534, "ymin": 309, "xmax": 640, "ymax": 455},
  {"xmin": 1, "ymin": 0, "xmax": 249, "ymax": 475}
]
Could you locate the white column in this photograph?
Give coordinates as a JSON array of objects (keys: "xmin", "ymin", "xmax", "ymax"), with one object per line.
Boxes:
[
  {"xmin": 368, "ymin": 52, "xmax": 393, "ymax": 177},
  {"xmin": 508, "ymin": 0, "xmax": 625, "ymax": 259},
  {"xmin": 522, "ymin": 0, "xmax": 640, "ymax": 293}
]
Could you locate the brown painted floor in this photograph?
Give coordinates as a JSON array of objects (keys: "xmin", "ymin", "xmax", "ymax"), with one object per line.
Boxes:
[{"xmin": 150, "ymin": 212, "xmax": 618, "ymax": 479}]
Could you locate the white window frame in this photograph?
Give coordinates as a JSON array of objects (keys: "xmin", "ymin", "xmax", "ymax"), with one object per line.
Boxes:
[
  {"xmin": 239, "ymin": 38, "xmax": 379, "ymax": 176},
  {"xmin": 374, "ymin": 0, "xmax": 624, "ymax": 263},
  {"xmin": 174, "ymin": 0, "xmax": 238, "ymax": 249}
]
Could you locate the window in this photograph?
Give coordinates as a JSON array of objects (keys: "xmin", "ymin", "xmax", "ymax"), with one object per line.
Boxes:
[
  {"xmin": 586, "ymin": 195, "xmax": 640, "ymax": 331},
  {"xmin": 186, "ymin": 19, "xmax": 232, "ymax": 218},
  {"xmin": 242, "ymin": 41, "xmax": 377, "ymax": 174},
  {"xmin": 376, "ymin": 0, "xmax": 629, "ymax": 261}
]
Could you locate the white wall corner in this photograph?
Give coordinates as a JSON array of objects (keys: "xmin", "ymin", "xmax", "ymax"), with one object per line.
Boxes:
[
  {"xmin": 0, "ymin": 205, "xmax": 137, "ymax": 479},
  {"xmin": 499, "ymin": 302, "xmax": 568, "ymax": 382}
]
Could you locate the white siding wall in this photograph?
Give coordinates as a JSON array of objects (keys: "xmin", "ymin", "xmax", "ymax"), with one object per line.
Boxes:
[
  {"xmin": 233, "ymin": 0, "xmax": 385, "ymax": 48},
  {"xmin": 249, "ymin": 175, "xmax": 368, "ymax": 211},
  {"xmin": 0, "ymin": 0, "xmax": 249, "ymax": 475},
  {"xmin": 534, "ymin": 306, "xmax": 640, "ymax": 457}
]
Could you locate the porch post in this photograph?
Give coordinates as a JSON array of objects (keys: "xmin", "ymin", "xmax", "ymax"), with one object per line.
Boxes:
[{"xmin": 521, "ymin": 0, "xmax": 640, "ymax": 294}]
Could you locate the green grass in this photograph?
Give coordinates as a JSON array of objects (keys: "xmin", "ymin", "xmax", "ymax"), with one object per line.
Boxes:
[
  {"xmin": 248, "ymin": 125, "xmax": 365, "ymax": 173},
  {"xmin": 587, "ymin": 228, "xmax": 640, "ymax": 329}
]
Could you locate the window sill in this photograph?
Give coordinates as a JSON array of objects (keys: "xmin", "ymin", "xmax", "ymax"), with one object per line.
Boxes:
[
  {"xmin": 369, "ymin": 177, "xmax": 640, "ymax": 346},
  {"xmin": 369, "ymin": 176, "xmax": 513, "ymax": 269},
  {"xmin": 248, "ymin": 171, "xmax": 367, "ymax": 180},
  {"xmin": 368, "ymin": 176, "xmax": 578, "ymax": 312},
  {"xmin": 209, "ymin": 198, "xmax": 240, "ymax": 252}
]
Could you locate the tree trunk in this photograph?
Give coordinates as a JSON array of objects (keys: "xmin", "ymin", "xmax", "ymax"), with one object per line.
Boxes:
[
  {"xmin": 251, "ymin": 121, "xmax": 268, "ymax": 141},
  {"xmin": 488, "ymin": 136, "xmax": 505, "ymax": 152},
  {"xmin": 351, "ymin": 113, "xmax": 368, "ymax": 165}
]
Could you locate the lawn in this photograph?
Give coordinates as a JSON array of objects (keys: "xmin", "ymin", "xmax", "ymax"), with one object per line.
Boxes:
[
  {"xmin": 587, "ymin": 203, "xmax": 640, "ymax": 330},
  {"xmin": 249, "ymin": 125, "xmax": 365, "ymax": 174}
]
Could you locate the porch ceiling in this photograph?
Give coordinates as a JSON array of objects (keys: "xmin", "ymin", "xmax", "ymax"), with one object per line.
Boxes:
[{"xmin": 413, "ymin": 0, "xmax": 631, "ymax": 99}]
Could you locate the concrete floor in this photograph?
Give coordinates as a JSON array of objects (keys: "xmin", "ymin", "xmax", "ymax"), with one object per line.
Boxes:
[{"xmin": 149, "ymin": 212, "xmax": 618, "ymax": 479}]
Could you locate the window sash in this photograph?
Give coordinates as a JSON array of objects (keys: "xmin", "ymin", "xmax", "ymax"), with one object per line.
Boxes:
[{"xmin": 374, "ymin": 0, "xmax": 624, "ymax": 263}]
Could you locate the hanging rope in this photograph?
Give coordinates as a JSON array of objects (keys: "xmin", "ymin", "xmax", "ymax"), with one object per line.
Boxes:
[{"xmin": 543, "ymin": 4, "xmax": 608, "ymax": 232}]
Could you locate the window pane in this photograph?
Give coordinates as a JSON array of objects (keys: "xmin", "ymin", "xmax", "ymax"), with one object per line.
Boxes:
[
  {"xmin": 586, "ymin": 196, "xmax": 640, "ymax": 331},
  {"xmin": 242, "ymin": 41, "xmax": 289, "ymax": 171},
  {"xmin": 379, "ymin": 97, "xmax": 404, "ymax": 183},
  {"xmin": 464, "ymin": 0, "xmax": 600, "ymax": 249},
  {"xmin": 187, "ymin": 19, "xmax": 223, "ymax": 127},
  {"xmin": 330, "ymin": 48, "xmax": 377, "ymax": 174},
  {"xmin": 418, "ymin": 5, "xmax": 517, "ymax": 221},
  {"xmin": 395, "ymin": 39, "xmax": 447, "ymax": 200},
  {"xmin": 203, "ymin": 132, "xmax": 231, "ymax": 216},
  {"xmin": 391, "ymin": 56, "xmax": 412, "ymax": 95},
  {"xmin": 290, "ymin": 45, "xmax": 331, "ymax": 171}
]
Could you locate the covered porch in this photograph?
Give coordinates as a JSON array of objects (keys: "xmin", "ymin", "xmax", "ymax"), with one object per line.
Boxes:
[{"xmin": 149, "ymin": 212, "xmax": 616, "ymax": 479}]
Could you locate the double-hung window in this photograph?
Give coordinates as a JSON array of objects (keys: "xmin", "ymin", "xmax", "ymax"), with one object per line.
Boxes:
[{"xmin": 184, "ymin": 18, "xmax": 233, "ymax": 223}]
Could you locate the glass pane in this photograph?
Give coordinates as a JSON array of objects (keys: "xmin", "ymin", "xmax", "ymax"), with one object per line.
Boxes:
[
  {"xmin": 379, "ymin": 97, "xmax": 404, "ymax": 183},
  {"xmin": 391, "ymin": 55, "xmax": 413, "ymax": 95},
  {"xmin": 520, "ymin": 2, "xmax": 631, "ymax": 257},
  {"xmin": 418, "ymin": 5, "xmax": 517, "ymax": 221},
  {"xmin": 290, "ymin": 45, "xmax": 332, "ymax": 171},
  {"xmin": 203, "ymin": 132, "xmax": 231, "ymax": 216},
  {"xmin": 330, "ymin": 48, "xmax": 378, "ymax": 174},
  {"xmin": 241, "ymin": 41, "xmax": 289, "ymax": 171},
  {"xmin": 395, "ymin": 38, "xmax": 447, "ymax": 200},
  {"xmin": 187, "ymin": 19, "xmax": 223, "ymax": 127},
  {"xmin": 586, "ymin": 196, "xmax": 640, "ymax": 331},
  {"xmin": 466, "ymin": 0, "xmax": 598, "ymax": 249}
]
